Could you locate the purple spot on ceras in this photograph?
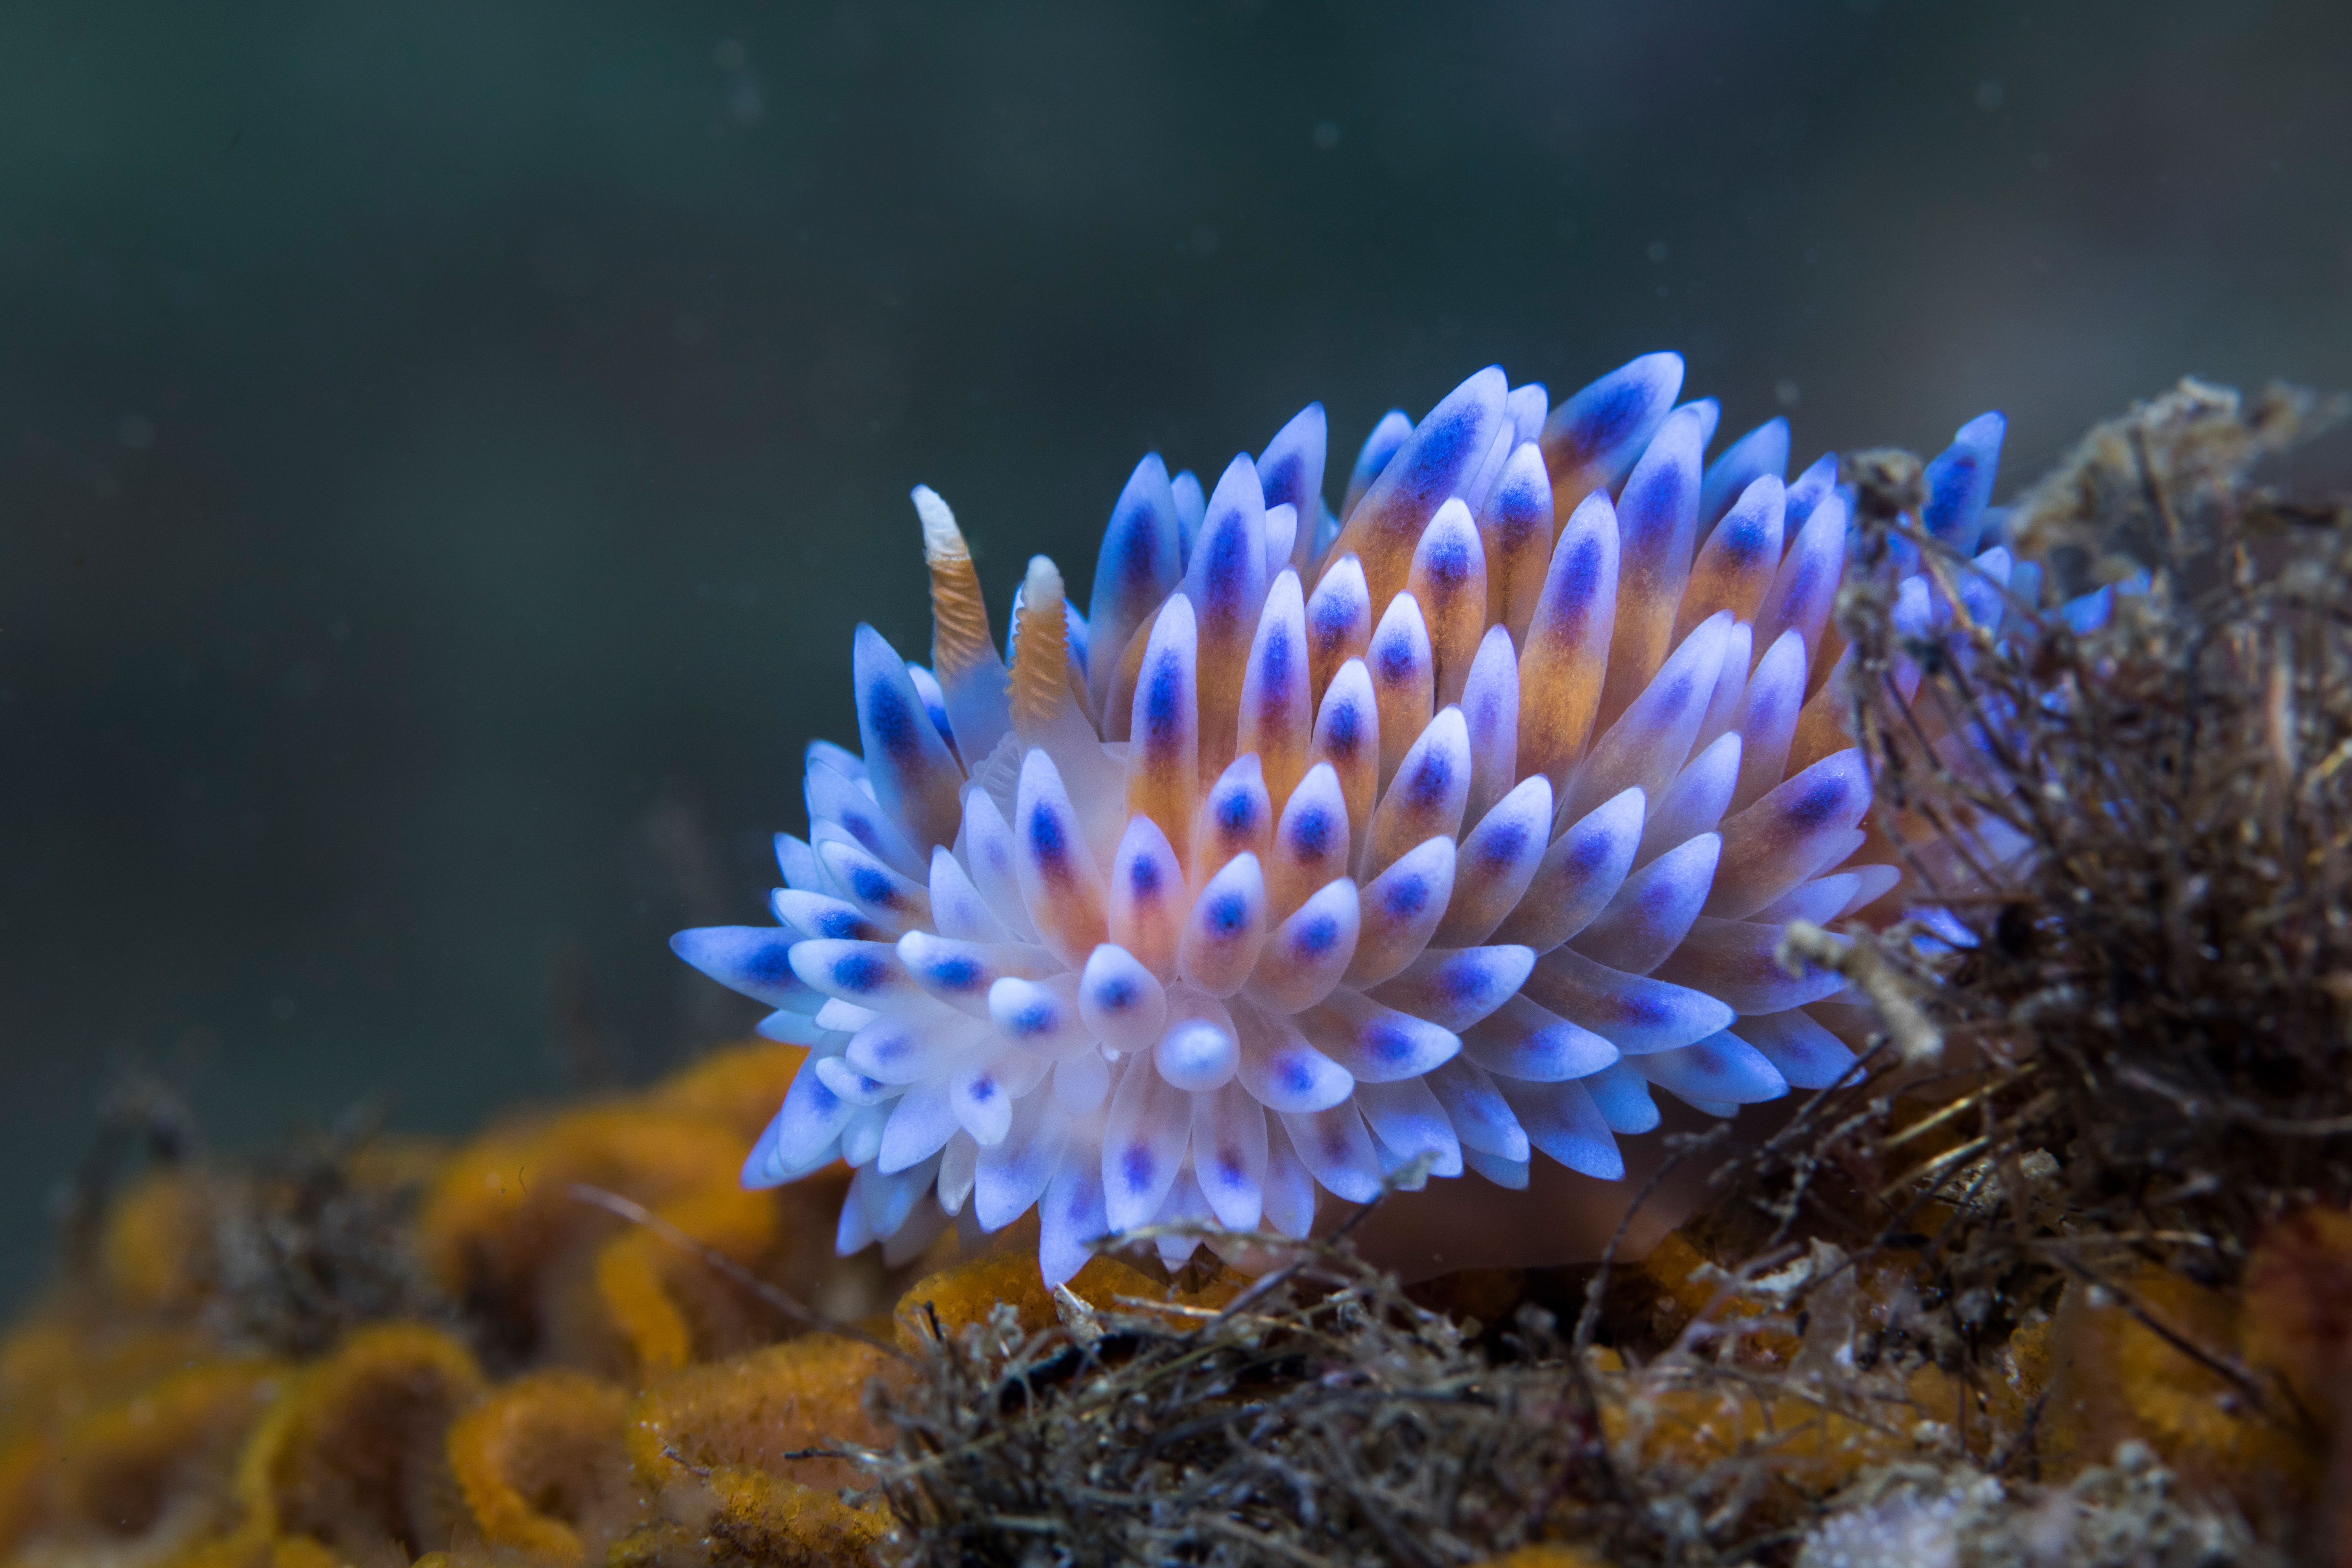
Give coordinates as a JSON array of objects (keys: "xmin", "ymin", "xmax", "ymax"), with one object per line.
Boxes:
[
  {"xmin": 1619, "ymin": 444, "xmax": 1695, "ymax": 546},
  {"xmin": 1364, "ymin": 1020, "xmax": 1411, "ymax": 1067},
  {"xmin": 1197, "ymin": 515, "xmax": 1253, "ymax": 620},
  {"xmin": 1127, "ymin": 854, "xmax": 1162, "ymax": 898},
  {"xmin": 1309, "ymin": 590, "xmax": 1361, "ymax": 669},
  {"xmin": 1474, "ymin": 817, "xmax": 1532, "ymax": 873},
  {"xmin": 1027, "ymin": 800, "xmax": 1073, "ymax": 872},
  {"xmin": 1923, "ymin": 449, "xmax": 1982, "ymax": 545},
  {"xmin": 1715, "ymin": 511, "xmax": 1773, "ymax": 568},
  {"xmin": 1256, "ymin": 619, "xmax": 1296, "ymax": 691},
  {"xmin": 1430, "ymin": 958, "xmax": 1494, "ymax": 1010},
  {"xmin": 1142, "ymin": 652, "xmax": 1186, "ymax": 743},
  {"xmin": 1421, "ymin": 532, "xmax": 1473, "ymax": 592},
  {"xmin": 1204, "ymin": 890, "xmax": 1249, "ymax": 935},
  {"xmin": 1397, "ymin": 745, "xmax": 1452, "ymax": 810},
  {"xmin": 1779, "ymin": 549, "xmax": 1830, "ymax": 619},
  {"xmin": 1486, "ymin": 456, "xmax": 1548, "ymax": 546},
  {"xmin": 1630, "ymin": 873, "xmax": 1684, "ymax": 923},
  {"xmin": 804, "ymin": 1076, "xmax": 846, "ymax": 1117},
  {"xmin": 1549, "ymin": 532, "xmax": 1610, "ymax": 634},
  {"xmin": 1291, "ymin": 911, "xmax": 1341, "ymax": 956},
  {"xmin": 1105, "ymin": 488, "xmax": 1171, "ymax": 591},
  {"xmin": 863, "ymin": 1020, "xmax": 922, "ymax": 1069},
  {"xmin": 967, "ymin": 1074, "xmax": 998, "ymax": 1104},
  {"xmin": 929, "ymin": 955, "xmax": 981, "ymax": 991},
  {"xmin": 1569, "ymin": 819, "xmax": 1625, "ymax": 877},
  {"xmin": 1261, "ymin": 460, "xmax": 1303, "ymax": 510},
  {"xmin": 1216, "ymin": 787, "xmax": 1261, "ymax": 840},
  {"xmin": 1568, "ymin": 380, "xmax": 1656, "ymax": 458},
  {"xmin": 1384, "ymin": 389, "xmax": 1490, "ymax": 514},
  {"xmin": 1323, "ymin": 696, "xmax": 1366, "ymax": 757},
  {"xmin": 864, "ymin": 676, "xmax": 926, "ymax": 764},
  {"xmin": 719, "ymin": 934, "xmax": 796, "ymax": 992},
  {"xmin": 849, "ymin": 865, "xmax": 899, "ymax": 906},
  {"xmin": 1119, "ymin": 1141, "xmax": 1160, "ymax": 1197},
  {"xmin": 1379, "ymin": 869, "xmax": 1435, "ymax": 921},
  {"xmin": 1787, "ymin": 454, "xmax": 1838, "ymax": 525},
  {"xmin": 836, "ymin": 808, "xmax": 897, "ymax": 864},
  {"xmin": 1784, "ymin": 774, "xmax": 1857, "ymax": 830},
  {"xmin": 1606, "ymin": 989, "xmax": 1672, "ymax": 1031},
  {"xmin": 1374, "ymin": 625, "xmax": 1419, "ymax": 686},
  {"xmin": 832, "ymin": 951, "xmax": 892, "ymax": 995},
  {"xmin": 1651, "ymin": 667, "xmax": 1700, "ymax": 714},
  {"xmin": 1287, "ymin": 804, "xmax": 1336, "ymax": 859},
  {"xmin": 1307, "ymin": 1112, "xmax": 1356, "ymax": 1162},
  {"xmin": 810, "ymin": 907, "xmax": 870, "ymax": 940},
  {"xmin": 1053, "ymin": 1167, "xmax": 1096, "ymax": 1234}
]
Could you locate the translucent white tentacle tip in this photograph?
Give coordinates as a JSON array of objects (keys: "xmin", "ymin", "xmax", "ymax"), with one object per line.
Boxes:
[
  {"xmin": 1024, "ymin": 553, "xmax": 1067, "ymax": 608},
  {"xmin": 912, "ymin": 483, "xmax": 966, "ymax": 560}
]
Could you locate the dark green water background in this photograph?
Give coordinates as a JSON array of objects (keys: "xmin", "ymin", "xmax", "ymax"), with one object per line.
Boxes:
[{"xmin": 4, "ymin": 0, "xmax": 2348, "ymax": 1307}]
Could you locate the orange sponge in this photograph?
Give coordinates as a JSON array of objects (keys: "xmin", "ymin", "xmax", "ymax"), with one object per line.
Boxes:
[
  {"xmin": 416, "ymin": 1044, "xmax": 841, "ymax": 1369},
  {"xmin": 2053, "ymin": 1260, "xmax": 2316, "ymax": 1506},
  {"xmin": 40, "ymin": 1357, "xmax": 285, "ymax": 1552},
  {"xmin": 232, "ymin": 1321, "xmax": 485, "ymax": 1561},
  {"xmin": 644, "ymin": 1043, "xmax": 814, "ymax": 1143},
  {"xmin": 683, "ymin": 1467, "xmax": 888, "ymax": 1567},
  {"xmin": 98, "ymin": 1168, "xmax": 216, "ymax": 1314},
  {"xmin": 446, "ymin": 1368, "xmax": 640, "ymax": 1563},
  {"xmin": 627, "ymin": 1333, "xmax": 899, "ymax": 1499}
]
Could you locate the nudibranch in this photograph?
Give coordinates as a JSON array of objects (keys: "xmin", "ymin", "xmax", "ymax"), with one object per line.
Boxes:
[{"xmin": 673, "ymin": 354, "xmax": 2025, "ymax": 1285}]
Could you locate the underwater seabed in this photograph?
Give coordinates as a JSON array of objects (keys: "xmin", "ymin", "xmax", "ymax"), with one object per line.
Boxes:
[{"xmin": 5, "ymin": 372, "xmax": 2352, "ymax": 1566}]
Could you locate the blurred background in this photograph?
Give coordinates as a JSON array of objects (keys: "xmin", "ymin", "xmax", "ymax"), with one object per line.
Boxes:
[{"xmin": 2, "ymin": 0, "xmax": 2347, "ymax": 1306}]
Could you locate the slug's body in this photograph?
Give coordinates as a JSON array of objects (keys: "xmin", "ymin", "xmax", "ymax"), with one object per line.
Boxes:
[{"xmin": 674, "ymin": 353, "xmax": 2029, "ymax": 1284}]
